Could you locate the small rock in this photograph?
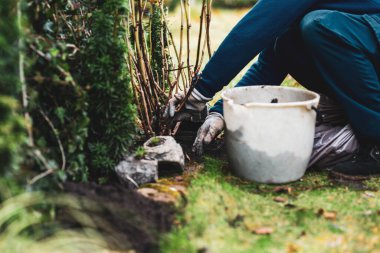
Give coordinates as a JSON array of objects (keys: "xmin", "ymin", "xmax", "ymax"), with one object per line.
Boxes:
[
  {"xmin": 115, "ymin": 156, "xmax": 158, "ymax": 189},
  {"xmin": 115, "ymin": 136, "xmax": 185, "ymax": 189},
  {"xmin": 144, "ymin": 136, "xmax": 185, "ymax": 172}
]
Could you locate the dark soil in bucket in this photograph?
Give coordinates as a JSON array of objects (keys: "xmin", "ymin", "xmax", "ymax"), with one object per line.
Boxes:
[
  {"xmin": 271, "ymin": 98, "xmax": 279, "ymax": 103},
  {"xmin": 62, "ymin": 182, "xmax": 176, "ymax": 253}
]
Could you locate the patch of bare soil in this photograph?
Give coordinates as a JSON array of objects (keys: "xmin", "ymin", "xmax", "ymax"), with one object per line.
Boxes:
[{"xmin": 62, "ymin": 182, "xmax": 176, "ymax": 253}]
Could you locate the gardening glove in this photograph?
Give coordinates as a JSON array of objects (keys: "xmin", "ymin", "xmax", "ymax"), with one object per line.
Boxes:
[
  {"xmin": 163, "ymin": 89, "xmax": 211, "ymax": 121},
  {"xmin": 192, "ymin": 112, "xmax": 225, "ymax": 156}
]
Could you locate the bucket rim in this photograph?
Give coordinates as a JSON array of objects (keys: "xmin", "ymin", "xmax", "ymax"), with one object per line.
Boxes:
[{"xmin": 221, "ymin": 86, "xmax": 320, "ymax": 109}]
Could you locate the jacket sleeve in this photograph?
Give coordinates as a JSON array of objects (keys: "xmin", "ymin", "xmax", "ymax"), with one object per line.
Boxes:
[{"xmin": 195, "ymin": 0, "xmax": 319, "ymax": 98}]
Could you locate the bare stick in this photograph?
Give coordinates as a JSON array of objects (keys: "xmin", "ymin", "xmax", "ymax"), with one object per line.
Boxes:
[
  {"xmin": 18, "ymin": 1, "xmax": 34, "ymax": 147},
  {"xmin": 194, "ymin": 0, "xmax": 206, "ymax": 72},
  {"xmin": 206, "ymin": 0, "xmax": 213, "ymax": 58},
  {"xmin": 184, "ymin": 0, "xmax": 192, "ymax": 89},
  {"xmin": 39, "ymin": 109, "xmax": 66, "ymax": 171}
]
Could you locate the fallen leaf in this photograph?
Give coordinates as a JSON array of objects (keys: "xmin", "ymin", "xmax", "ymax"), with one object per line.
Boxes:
[
  {"xmin": 274, "ymin": 186, "xmax": 292, "ymax": 194},
  {"xmin": 318, "ymin": 208, "xmax": 337, "ymax": 220},
  {"xmin": 273, "ymin": 197, "xmax": 287, "ymax": 203},
  {"xmin": 363, "ymin": 210, "xmax": 374, "ymax": 216},
  {"xmin": 364, "ymin": 191, "xmax": 376, "ymax": 198},
  {"xmin": 324, "ymin": 212, "xmax": 337, "ymax": 220},
  {"xmin": 287, "ymin": 243, "xmax": 300, "ymax": 253},
  {"xmin": 252, "ymin": 227, "xmax": 274, "ymax": 235}
]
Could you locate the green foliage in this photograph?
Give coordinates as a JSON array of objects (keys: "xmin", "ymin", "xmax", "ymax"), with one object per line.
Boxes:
[
  {"xmin": 0, "ymin": 191, "xmax": 113, "ymax": 253},
  {"xmin": 0, "ymin": 1, "xmax": 26, "ymax": 177},
  {"xmin": 135, "ymin": 146, "xmax": 146, "ymax": 159},
  {"xmin": 84, "ymin": 0, "xmax": 136, "ymax": 179},
  {"xmin": 150, "ymin": 136, "xmax": 162, "ymax": 146},
  {"xmin": 151, "ymin": 3, "xmax": 165, "ymax": 87},
  {"xmin": 25, "ymin": 1, "xmax": 93, "ymax": 181},
  {"xmin": 0, "ymin": 97, "xmax": 26, "ymax": 175},
  {"xmin": 0, "ymin": 0, "xmax": 21, "ymax": 96},
  {"xmin": 150, "ymin": 2, "xmax": 173, "ymax": 90}
]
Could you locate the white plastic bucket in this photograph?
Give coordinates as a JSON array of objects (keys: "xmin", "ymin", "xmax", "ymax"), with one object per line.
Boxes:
[{"xmin": 222, "ymin": 86, "xmax": 320, "ymax": 184}]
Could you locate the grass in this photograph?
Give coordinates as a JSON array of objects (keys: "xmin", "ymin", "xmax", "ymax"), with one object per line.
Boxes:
[
  {"xmin": 160, "ymin": 157, "xmax": 380, "ymax": 253},
  {"xmin": 161, "ymin": 6, "xmax": 380, "ymax": 253}
]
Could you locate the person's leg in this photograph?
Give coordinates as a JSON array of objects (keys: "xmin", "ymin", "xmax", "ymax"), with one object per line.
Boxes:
[
  {"xmin": 236, "ymin": 26, "xmax": 332, "ymax": 94},
  {"xmin": 273, "ymin": 26, "xmax": 336, "ymax": 97},
  {"xmin": 210, "ymin": 26, "xmax": 334, "ymax": 114},
  {"xmin": 300, "ymin": 10, "xmax": 380, "ymax": 143},
  {"xmin": 300, "ymin": 10, "xmax": 380, "ymax": 178}
]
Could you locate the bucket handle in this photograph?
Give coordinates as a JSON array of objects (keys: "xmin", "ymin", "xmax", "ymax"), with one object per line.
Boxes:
[{"xmin": 311, "ymin": 106, "xmax": 323, "ymax": 123}]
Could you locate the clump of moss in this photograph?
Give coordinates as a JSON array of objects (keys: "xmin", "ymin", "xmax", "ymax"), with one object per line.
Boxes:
[{"xmin": 135, "ymin": 146, "xmax": 146, "ymax": 160}]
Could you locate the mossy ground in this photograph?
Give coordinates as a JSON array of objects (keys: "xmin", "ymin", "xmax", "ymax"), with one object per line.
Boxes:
[{"xmin": 160, "ymin": 157, "xmax": 380, "ymax": 253}]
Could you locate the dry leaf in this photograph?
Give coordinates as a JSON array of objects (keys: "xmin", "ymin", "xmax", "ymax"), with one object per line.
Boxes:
[
  {"xmin": 363, "ymin": 210, "xmax": 373, "ymax": 216},
  {"xmin": 324, "ymin": 211, "xmax": 337, "ymax": 220},
  {"xmin": 317, "ymin": 208, "xmax": 337, "ymax": 220},
  {"xmin": 253, "ymin": 227, "xmax": 274, "ymax": 235},
  {"xmin": 287, "ymin": 243, "xmax": 300, "ymax": 253},
  {"xmin": 364, "ymin": 191, "xmax": 375, "ymax": 198},
  {"xmin": 274, "ymin": 186, "xmax": 292, "ymax": 194},
  {"xmin": 273, "ymin": 197, "xmax": 287, "ymax": 203}
]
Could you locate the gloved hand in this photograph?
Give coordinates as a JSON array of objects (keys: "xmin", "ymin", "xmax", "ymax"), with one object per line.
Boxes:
[
  {"xmin": 163, "ymin": 89, "xmax": 211, "ymax": 120},
  {"xmin": 192, "ymin": 112, "xmax": 225, "ymax": 156}
]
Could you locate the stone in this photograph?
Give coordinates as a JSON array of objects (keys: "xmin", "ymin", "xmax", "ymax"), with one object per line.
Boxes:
[
  {"xmin": 115, "ymin": 156, "xmax": 158, "ymax": 189},
  {"xmin": 143, "ymin": 136, "xmax": 185, "ymax": 173},
  {"xmin": 115, "ymin": 136, "xmax": 185, "ymax": 188}
]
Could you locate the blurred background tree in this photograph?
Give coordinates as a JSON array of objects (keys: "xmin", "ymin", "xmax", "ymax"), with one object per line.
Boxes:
[{"xmin": 0, "ymin": 1, "xmax": 27, "ymax": 178}]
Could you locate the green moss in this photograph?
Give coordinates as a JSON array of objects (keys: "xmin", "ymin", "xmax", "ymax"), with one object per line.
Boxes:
[
  {"xmin": 150, "ymin": 137, "xmax": 162, "ymax": 146},
  {"xmin": 135, "ymin": 146, "xmax": 146, "ymax": 159},
  {"xmin": 364, "ymin": 178, "xmax": 380, "ymax": 191},
  {"xmin": 161, "ymin": 157, "xmax": 380, "ymax": 253}
]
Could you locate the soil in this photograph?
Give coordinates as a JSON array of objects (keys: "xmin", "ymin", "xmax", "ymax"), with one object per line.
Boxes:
[
  {"xmin": 271, "ymin": 98, "xmax": 279, "ymax": 103},
  {"xmin": 62, "ymin": 182, "xmax": 176, "ymax": 253}
]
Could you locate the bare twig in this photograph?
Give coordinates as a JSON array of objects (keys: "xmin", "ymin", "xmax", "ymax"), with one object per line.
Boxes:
[
  {"xmin": 39, "ymin": 109, "xmax": 66, "ymax": 171},
  {"xmin": 18, "ymin": 1, "xmax": 34, "ymax": 147},
  {"xmin": 127, "ymin": 0, "xmax": 213, "ymax": 136}
]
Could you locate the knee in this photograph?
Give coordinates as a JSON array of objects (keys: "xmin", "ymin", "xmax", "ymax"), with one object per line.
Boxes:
[{"xmin": 300, "ymin": 10, "xmax": 339, "ymax": 45}]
